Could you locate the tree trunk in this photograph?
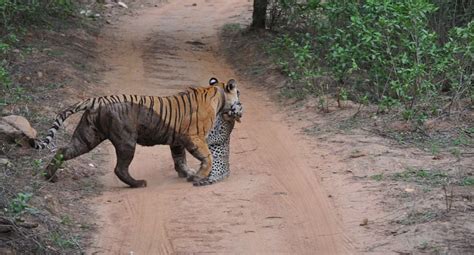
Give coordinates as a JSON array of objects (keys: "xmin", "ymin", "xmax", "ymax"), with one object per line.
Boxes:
[{"xmin": 251, "ymin": 0, "xmax": 268, "ymax": 29}]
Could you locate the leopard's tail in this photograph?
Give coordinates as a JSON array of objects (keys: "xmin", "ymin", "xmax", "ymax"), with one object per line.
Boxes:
[{"xmin": 29, "ymin": 97, "xmax": 104, "ymax": 149}]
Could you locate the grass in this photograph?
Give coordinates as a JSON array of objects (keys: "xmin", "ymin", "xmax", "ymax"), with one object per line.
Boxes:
[
  {"xmin": 429, "ymin": 141, "xmax": 441, "ymax": 156},
  {"xmin": 2, "ymin": 85, "xmax": 32, "ymax": 105},
  {"xmin": 408, "ymin": 128, "xmax": 471, "ymax": 151},
  {"xmin": 279, "ymin": 86, "xmax": 309, "ymax": 101},
  {"xmin": 392, "ymin": 168, "xmax": 449, "ymax": 186},
  {"xmin": 78, "ymin": 223, "xmax": 92, "ymax": 230},
  {"xmin": 452, "ymin": 133, "xmax": 471, "ymax": 146},
  {"xmin": 386, "ymin": 167, "xmax": 473, "ymax": 187},
  {"xmin": 49, "ymin": 232, "xmax": 79, "ymax": 249},
  {"xmin": 336, "ymin": 117, "xmax": 367, "ymax": 132},
  {"xmin": 46, "ymin": 49, "xmax": 65, "ymax": 57},
  {"xmin": 60, "ymin": 214, "xmax": 73, "ymax": 225},
  {"xmin": 370, "ymin": 173, "xmax": 384, "ymax": 181},
  {"xmin": 460, "ymin": 177, "xmax": 474, "ymax": 186},
  {"xmin": 222, "ymin": 23, "xmax": 242, "ymax": 33},
  {"xmin": 396, "ymin": 210, "xmax": 439, "ymax": 225},
  {"xmin": 416, "ymin": 240, "xmax": 440, "ymax": 253}
]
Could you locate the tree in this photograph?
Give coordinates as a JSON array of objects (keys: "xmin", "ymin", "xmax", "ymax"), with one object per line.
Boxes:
[{"xmin": 251, "ymin": 0, "xmax": 268, "ymax": 29}]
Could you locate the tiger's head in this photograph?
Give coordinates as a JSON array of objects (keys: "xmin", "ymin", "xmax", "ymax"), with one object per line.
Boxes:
[{"xmin": 209, "ymin": 77, "xmax": 243, "ymax": 122}]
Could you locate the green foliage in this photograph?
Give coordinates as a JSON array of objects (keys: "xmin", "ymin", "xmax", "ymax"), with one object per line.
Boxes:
[
  {"xmin": 331, "ymin": 1, "xmax": 440, "ymax": 108},
  {"xmin": 270, "ymin": 34, "xmax": 319, "ymax": 91},
  {"xmin": 53, "ymin": 153, "xmax": 65, "ymax": 168},
  {"xmin": 397, "ymin": 210, "xmax": 438, "ymax": 225},
  {"xmin": 0, "ymin": 0, "xmax": 77, "ymax": 110},
  {"xmin": 8, "ymin": 192, "xmax": 33, "ymax": 215},
  {"xmin": 60, "ymin": 214, "xmax": 73, "ymax": 225},
  {"xmin": 31, "ymin": 159, "xmax": 44, "ymax": 173},
  {"xmin": 267, "ymin": 0, "xmax": 474, "ymax": 116},
  {"xmin": 441, "ymin": 20, "xmax": 474, "ymax": 106},
  {"xmin": 49, "ymin": 232, "xmax": 78, "ymax": 249},
  {"xmin": 460, "ymin": 177, "xmax": 474, "ymax": 186},
  {"xmin": 370, "ymin": 173, "xmax": 384, "ymax": 181},
  {"xmin": 392, "ymin": 168, "xmax": 449, "ymax": 186},
  {"xmin": 222, "ymin": 23, "xmax": 242, "ymax": 33},
  {"xmin": 0, "ymin": 63, "xmax": 10, "ymax": 88},
  {"xmin": 429, "ymin": 0, "xmax": 474, "ymax": 43},
  {"xmin": 0, "ymin": 0, "xmax": 74, "ymax": 32}
]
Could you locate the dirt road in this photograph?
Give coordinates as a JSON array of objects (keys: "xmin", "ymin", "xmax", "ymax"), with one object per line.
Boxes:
[{"xmin": 90, "ymin": 0, "xmax": 353, "ymax": 253}]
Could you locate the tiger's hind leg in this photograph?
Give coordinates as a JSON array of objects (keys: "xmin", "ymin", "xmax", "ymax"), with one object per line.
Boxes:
[
  {"xmin": 170, "ymin": 145, "xmax": 194, "ymax": 178},
  {"xmin": 110, "ymin": 140, "xmax": 146, "ymax": 188},
  {"xmin": 44, "ymin": 114, "xmax": 105, "ymax": 182}
]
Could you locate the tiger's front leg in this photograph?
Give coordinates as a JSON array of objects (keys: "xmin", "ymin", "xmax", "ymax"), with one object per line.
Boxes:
[
  {"xmin": 185, "ymin": 137, "xmax": 212, "ymax": 182},
  {"xmin": 170, "ymin": 144, "xmax": 194, "ymax": 178}
]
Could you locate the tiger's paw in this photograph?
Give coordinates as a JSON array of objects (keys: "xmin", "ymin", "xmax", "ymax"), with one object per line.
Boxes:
[
  {"xmin": 187, "ymin": 174, "xmax": 205, "ymax": 183},
  {"xmin": 177, "ymin": 170, "xmax": 188, "ymax": 178},
  {"xmin": 179, "ymin": 167, "xmax": 196, "ymax": 178},
  {"xmin": 130, "ymin": 180, "xmax": 147, "ymax": 188},
  {"xmin": 186, "ymin": 175, "xmax": 195, "ymax": 182}
]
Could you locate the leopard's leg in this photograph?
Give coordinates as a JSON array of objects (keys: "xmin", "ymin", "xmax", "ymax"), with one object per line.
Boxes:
[
  {"xmin": 170, "ymin": 145, "xmax": 193, "ymax": 178},
  {"xmin": 194, "ymin": 117, "xmax": 235, "ymax": 186},
  {"xmin": 193, "ymin": 143, "xmax": 230, "ymax": 186},
  {"xmin": 45, "ymin": 113, "xmax": 105, "ymax": 182},
  {"xmin": 185, "ymin": 137, "xmax": 212, "ymax": 182}
]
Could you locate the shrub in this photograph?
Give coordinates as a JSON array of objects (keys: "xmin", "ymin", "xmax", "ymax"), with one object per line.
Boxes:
[
  {"xmin": 267, "ymin": 0, "xmax": 473, "ymax": 118},
  {"xmin": 0, "ymin": 0, "xmax": 74, "ymax": 33},
  {"xmin": 8, "ymin": 192, "xmax": 33, "ymax": 215}
]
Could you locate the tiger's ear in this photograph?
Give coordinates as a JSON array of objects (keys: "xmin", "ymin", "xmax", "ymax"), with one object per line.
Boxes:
[
  {"xmin": 226, "ymin": 79, "xmax": 236, "ymax": 92},
  {"xmin": 209, "ymin": 77, "xmax": 218, "ymax": 86}
]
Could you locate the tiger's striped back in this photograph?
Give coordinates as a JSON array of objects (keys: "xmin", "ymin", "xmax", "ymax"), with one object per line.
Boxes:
[{"xmin": 30, "ymin": 85, "xmax": 227, "ymax": 150}]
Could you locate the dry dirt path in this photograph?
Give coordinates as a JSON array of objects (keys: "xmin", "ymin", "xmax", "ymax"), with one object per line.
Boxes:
[{"xmin": 90, "ymin": 0, "xmax": 353, "ymax": 254}]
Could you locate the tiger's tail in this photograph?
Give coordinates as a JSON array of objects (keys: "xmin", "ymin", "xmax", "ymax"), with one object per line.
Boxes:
[{"xmin": 30, "ymin": 98, "xmax": 97, "ymax": 150}]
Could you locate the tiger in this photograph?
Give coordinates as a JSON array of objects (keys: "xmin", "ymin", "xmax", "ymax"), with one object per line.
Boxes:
[
  {"xmin": 170, "ymin": 78, "xmax": 242, "ymax": 186},
  {"xmin": 30, "ymin": 78, "xmax": 241, "ymax": 188}
]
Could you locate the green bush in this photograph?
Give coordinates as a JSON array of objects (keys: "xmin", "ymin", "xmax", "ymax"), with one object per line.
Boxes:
[
  {"xmin": 331, "ymin": 1, "xmax": 443, "ymax": 110},
  {"xmin": 0, "ymin": 0, "xmax": 74, "ymax": 32},
  {"xmin": 268, "ymin": 0, "xmax": 473, "ymax": 118},
  {"xmin": 0, "ymin": 64, "xmax": 10, "ymax": 87},
  {"xmin": 0, "ymin": 0, "xmax": 76, "ymax": 107},
  {"xmin": 441, "ymin": 21, "xmax": 474, "ymax": 108}
]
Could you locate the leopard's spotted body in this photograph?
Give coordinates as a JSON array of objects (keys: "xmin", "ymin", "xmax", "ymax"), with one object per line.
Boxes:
[{"xmin": 193, "ymin": 112, "xmax": 236, "ymax": 186}]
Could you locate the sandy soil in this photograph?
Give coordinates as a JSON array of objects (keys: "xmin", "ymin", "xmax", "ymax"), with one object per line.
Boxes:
[{"xmin": 88, "ymin": 0, "xmax": 353, "ymax": 254}]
